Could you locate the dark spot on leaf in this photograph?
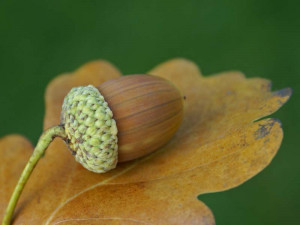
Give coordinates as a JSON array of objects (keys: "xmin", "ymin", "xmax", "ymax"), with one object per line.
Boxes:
[{"xmin": 254, "ymin": 119, "xmax": 277, "ymax": 140}]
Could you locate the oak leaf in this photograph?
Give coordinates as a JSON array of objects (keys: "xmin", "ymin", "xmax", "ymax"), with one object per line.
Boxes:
[{"xmin": 0, "ymin": 59, "xmax": 291, "ymax": 224}]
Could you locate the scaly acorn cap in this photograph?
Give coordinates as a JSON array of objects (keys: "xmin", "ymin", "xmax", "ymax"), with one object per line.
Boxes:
[{"xmin": 61, "ymin": 85, "xmax": 118, "ymax": 173}]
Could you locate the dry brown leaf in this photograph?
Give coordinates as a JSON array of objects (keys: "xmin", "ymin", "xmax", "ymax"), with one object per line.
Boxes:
[{"xmin": 0, "ymin": 59, "xmax": 291, "ymax": 225}]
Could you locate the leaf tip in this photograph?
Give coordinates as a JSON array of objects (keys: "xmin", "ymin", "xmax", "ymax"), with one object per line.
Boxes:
[{"xmin": 272, "ymin": 87, "xmax": 293, "ymax": 99}]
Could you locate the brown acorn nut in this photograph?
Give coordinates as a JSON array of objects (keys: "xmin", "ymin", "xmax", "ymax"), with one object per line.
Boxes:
[{"xmin": 97, "ymin": 74, "xmax": 184, "ymax": 162}]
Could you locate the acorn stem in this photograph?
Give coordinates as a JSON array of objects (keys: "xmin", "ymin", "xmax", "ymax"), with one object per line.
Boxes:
[{"xmin": 2, "ymin": 125, "xmax": 66, "ymax": 225}]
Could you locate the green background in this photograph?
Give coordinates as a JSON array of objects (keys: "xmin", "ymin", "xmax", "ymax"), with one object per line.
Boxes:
[{"xmin": 0, "ymin": 0, "xmax": 299, "ymax": 224}]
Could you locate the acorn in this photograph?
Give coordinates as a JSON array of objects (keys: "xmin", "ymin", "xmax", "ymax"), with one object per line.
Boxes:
[{"xmin": 2, "ymin": 74, "xmax": 184, "ymax": 225}]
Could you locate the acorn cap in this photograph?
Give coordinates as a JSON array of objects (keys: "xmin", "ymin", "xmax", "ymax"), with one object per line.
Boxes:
[{"xmin": 61, "ymin": 85, "xmax": 118, "ymax": 173}]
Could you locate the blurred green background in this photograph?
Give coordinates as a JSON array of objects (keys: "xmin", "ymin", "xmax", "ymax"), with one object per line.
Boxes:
[{"xmin": 0, "ymin": 0, "xmax": 299, "ymax": 224}]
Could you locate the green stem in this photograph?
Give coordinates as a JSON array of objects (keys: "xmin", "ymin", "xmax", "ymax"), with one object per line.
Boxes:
[{"xmin": 2, "ymin": 125, "xmax": 66, "ymax": 225}]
